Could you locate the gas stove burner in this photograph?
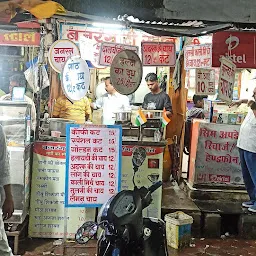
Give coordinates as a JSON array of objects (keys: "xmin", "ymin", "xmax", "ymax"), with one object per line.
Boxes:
[{"xmin": 115, "ymin": 121, "xmax": 132, "ymax": 126}]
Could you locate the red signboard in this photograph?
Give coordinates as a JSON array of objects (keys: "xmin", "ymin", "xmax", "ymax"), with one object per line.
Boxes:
[
  {"xmin": 212, "ymin": 31, "xmax": 256, "ymax": 68},
  {"xmin": 0, "ymin": 32, "xmax": 40, "ymax": 46}
]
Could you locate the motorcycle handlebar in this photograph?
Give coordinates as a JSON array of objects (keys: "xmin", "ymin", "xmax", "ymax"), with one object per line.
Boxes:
[{"xmin": 148, "ymin": 181, "xmax": 162, "ymax": 194}]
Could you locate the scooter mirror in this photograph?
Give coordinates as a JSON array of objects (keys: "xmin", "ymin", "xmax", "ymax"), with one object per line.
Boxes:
[
  {"xmin": 132, "ymin": 147, "xmax": 147, "ymax": 168},
  {"xmin": 75, "ymin": 221, "xmax": 98, "ymax": 244}
]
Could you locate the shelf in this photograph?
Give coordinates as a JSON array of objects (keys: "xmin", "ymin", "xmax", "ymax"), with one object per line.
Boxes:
[{"xmin": 0, "ymin": 55, "xmax": 24, "ymax": 59}]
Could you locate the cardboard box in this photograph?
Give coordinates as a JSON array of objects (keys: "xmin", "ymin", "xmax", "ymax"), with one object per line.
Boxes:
[
  {"xmin": 228, "ymin": 113, "xmax": 238, "ymax": 125},
  {"xmin": 216, "ymin": 113, "xmax": 228, "ymax": 124}
]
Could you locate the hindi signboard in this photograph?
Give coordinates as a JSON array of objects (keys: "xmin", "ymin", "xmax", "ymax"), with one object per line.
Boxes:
[
  {"xmin": 122, "ymin": 145, "xmax": 164, "ymax": 218},
  {"xmin": 99, "ymin": 42, "xmax": 139, "ymax": 66},
  {"xmin": 141, "ymin": 42, "xmax": 176, "ymax": 66},
  {"xmin": 59, "ymin": 23, "xmax": 182, "ymax": 68},
  {"xmin": 62, "ymin": 56, "xmax": 90, "ymax": 102},
  {"xmin": 110, "ymin": 50, "xmax": 142, "ymax": 95},
  {"xmin": 195, "ymin": 69, "xmax": 215, "ymax": 95},
  {"xmin": 194, "ymin": 123, "xmax": 243, "ymax": 186},
  {"xmin": 65, "ymin": 124, "xmax": 122, "ymax": 207},
  {"xmin": 29, "ymin": 142, "xmax": 96, "ymax": 238},
  {"xmin": 218, "ymin": 56, "xmax": 236, "ymax": 103},
  {"xmin": 184, "ymin": 43, "xmax": 212, "ymax": 69},
  {"xmin": 48, "ymin": 39, "xmax": 80, "ymax": 73},
  {"xmin": 0, "ymin": 32, "xmax": 40, "ymax": 46},
  {"xmin": 212, "ymin": 31, "xmax": 256, "ymax": 68}
]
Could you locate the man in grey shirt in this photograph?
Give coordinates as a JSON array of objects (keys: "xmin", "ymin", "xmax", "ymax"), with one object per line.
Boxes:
[{"xmin": 142, "ymin": 73, "xmax": 172, "ymax": 117}]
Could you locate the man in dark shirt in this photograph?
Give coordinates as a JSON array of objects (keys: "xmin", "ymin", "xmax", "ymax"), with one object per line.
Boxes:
[{"xmin": 142, "ymin": 73, "xmax": 172, "ymax": 117}]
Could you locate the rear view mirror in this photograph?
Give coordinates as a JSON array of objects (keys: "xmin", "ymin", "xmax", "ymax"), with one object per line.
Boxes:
[{"xmin": 75, "ymin": 221, "xmax": 98, "ymax": 244}]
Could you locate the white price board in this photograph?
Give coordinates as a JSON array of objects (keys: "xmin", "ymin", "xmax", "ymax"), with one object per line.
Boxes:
[
  {"xmin": 99, "ymin": 42, "xmax": 139, "ymax": 66},
  {"xmin": 48, "ymin": 39, "xmax": 80, "ymax": 73},
  {"xmin": 29, "ymin": 142, "xmax": 96, "ymax": 239},
  {"xmin": 184, "ymin": 44, "xmax": 212, "ymax": 69},
  {"xmin": 62, "ymin": 56, "xmax": 90, "ymax": 102},
  {"xmin": 218, "ymin": 56, "xmax": 236, "ymax": 103},
  {"xmin": 65, "ymin": 124, "xmax": 122, "ymax": 207},
  {"xmin": 195, "ymin": 69, "xmax": 215, "ymax": 95}
]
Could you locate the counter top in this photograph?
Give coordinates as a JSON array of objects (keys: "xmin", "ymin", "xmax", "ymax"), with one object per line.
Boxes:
[{"xmin": 122, "ymin": 136, "xmax": 166, "ymax": 147}]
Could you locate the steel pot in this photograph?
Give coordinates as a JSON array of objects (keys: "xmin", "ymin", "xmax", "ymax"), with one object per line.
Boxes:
[
  {"xmin": 48, "ymin": 118, "xmax": 75, "ymax": 137},
  {"xmin": 114, "ymin": 111, "xmax": 131, "ymax": 124}
]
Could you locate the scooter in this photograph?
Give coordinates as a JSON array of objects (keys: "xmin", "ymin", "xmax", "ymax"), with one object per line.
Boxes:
[{"xmin": 75, "ymin": 147, "xmax": 169, "ymax": 256}]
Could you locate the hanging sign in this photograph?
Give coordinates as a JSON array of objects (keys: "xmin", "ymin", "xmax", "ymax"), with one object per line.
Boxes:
[
  {"xmin": 195, "ymin": 69, "xmax": 215, "ymax": 95},
  {"xmin": 65, "ymin": 124, "xmax": 122, "ymax": 207},
  {"xmin": 99, "ymin": 42, "xmax": 139, "ymax": 66},
  {"xmin": 218, "ymin": 56, "xmax": 236, "ymax": 103},
  {"xmin": 141, "ymin": 42, "xmax": 176, "ymax": 66},
  {"xmin": 62, "ymin": 56, "xmax": 90, "ymax": 101},
  {"xmin": 212, "ymin": 31, "xmax": 256, "ymax": 68},
  {"xmin": 184, "ymin": 44, "xmax": 212, "ymax": 69},
  {"xmin": 48, "ymin": 39, "xmax": 80, "ymax": 73},
  {"xmin": 110, "ymin": 50, "xmax": 142, "ymax": 95},
  {"xmin": 79, "ymin": 36, "xmax": 105, "ymax": 69},
  {"xmin": 0, "ymin": 32, "xmax": 40, "ymax": 46}
]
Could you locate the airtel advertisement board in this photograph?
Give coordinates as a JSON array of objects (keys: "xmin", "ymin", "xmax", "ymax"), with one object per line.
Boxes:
[{"xmin": 212, "ymin": 31, "xmax": 256, "ymax": 68}]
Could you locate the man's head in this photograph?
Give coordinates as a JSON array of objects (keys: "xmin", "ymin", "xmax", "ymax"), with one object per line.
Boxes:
[
  {"xmin": 9, "ymin": 74, "xmax": 26, "ymax": 94},
  {"xmin": 193, "ymin": 95, "xmax": 208, "ymax": 108},
  {"xmin": 145, "ymin": 73, "xmax": 160, "ymax": 94},
  {"xmin": 104, "ymin": 77, "xmax": 116, "ymax": 95}
]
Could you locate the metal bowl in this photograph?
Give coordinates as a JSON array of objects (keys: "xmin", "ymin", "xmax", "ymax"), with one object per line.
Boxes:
[
  {"xmin": 114, "ymin": 111, "xmax": 132, "ymax": 123},
  {"xmin": 48, "ymin": 118, "xmax": 76, "ymax": 136}
]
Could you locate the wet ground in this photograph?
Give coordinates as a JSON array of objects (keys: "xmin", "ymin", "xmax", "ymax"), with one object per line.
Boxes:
[{"xmin": 17, "ymin": 237, "xmax": 256, "ymax": 256}]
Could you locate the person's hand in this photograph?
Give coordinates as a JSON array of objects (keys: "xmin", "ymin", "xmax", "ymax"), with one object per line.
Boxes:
[
  {"xmin": 248, "ymin": 100, "xmax": 256, "ymax": 108},
  {"xmin": 2, "ymin": 196, "xmax": 14, "ymax": 220},
  {"xmin": 229, "ymin": 100, "xmax": 242, "ymax": 108},
  {"xmin": 253, "ymin": 109, "xmax": 256, "ymax": 118}
]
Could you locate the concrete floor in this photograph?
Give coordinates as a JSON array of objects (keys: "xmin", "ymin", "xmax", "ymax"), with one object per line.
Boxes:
[{"xmin": 16, "ymin": 238, "xmax": 256, "ymax": 256}]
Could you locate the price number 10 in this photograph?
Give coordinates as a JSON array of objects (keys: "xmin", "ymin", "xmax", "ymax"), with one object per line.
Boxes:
[{"xmin": 197, "ymin": 81, "xmax": 206, "ymax": 93}]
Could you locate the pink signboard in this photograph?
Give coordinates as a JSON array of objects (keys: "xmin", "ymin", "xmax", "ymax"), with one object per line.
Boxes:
[
  {"xmin": 99, "ymin": 42, "xmax": 138, "ymax": 66},
  {"xmin": 184, "ymin": 44, "xmax": 212, "ymax": 69},
  {"xmin": 65, "ymin": 125, "xmax": 122, "ymax": 207},
  {"xmin": 194, "ymin": 123, "xmax": 242, "ymax": 186},
  {"xmin": 141, "ymin": 42, "xmax": 176, "ymax": 66}
]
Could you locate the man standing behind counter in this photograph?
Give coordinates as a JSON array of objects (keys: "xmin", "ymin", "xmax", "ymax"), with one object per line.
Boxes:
[
  {"xmin": 0, "ymin": 74, "xmax": 37, "ymax": 131},
  {"xmin": 52, "ymin": 95, "xmax": 92, "ymax": 124},
  {"xmin": 142, "ymin": 73, "xmax": 172, "ymax": 117},
  {"xmin": 91, "ymin": 77, "xmax": 130, "ymax": 125}
]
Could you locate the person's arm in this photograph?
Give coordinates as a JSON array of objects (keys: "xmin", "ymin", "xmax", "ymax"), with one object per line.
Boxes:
[
  {"xmin": 31, "ymin": 101, "xmax": 37, "ymax": 131},
  {"xmin": 91, "ymin": 96, "xmax": 103, "ymax": 110},
  {"xmin": 84, "ymin": 98, "xmax": 92, "ymax": 121},
  {"xmin": 3, "ymin": 184, "xmax": 14, "ymax": 220},
  {"xmin": 229, "ymin": 99, "xmax": 248, "ymax": 107},
  {"xmin": 123, "ymin": 96, "xmax": 131, "ymax": 109},
  {"xmin": 52, "ymin": 97, "xmax": 62, "ymax": 117},
  {"xmin": 142, "ymin": 95, "xmax": 148, "ymax": 109},
  {"xmin": 164, "ymin": 94, "xmax": 172, "ymax": 117},
  {"xmin": 0, "ymin": 126, "xmax": 14, "ymax": 220}
]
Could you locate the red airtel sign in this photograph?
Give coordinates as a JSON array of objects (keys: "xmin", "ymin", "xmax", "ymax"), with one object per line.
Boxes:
[{"xmin": 212, "ymin": 31, "xmax": 256, "ymax": 68}]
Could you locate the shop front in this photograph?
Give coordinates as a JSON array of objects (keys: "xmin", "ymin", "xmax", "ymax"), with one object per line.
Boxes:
[
  {"xmin": 185, "ymin": 31, "xmax": 256, "ymax": 192},
  {"xmin": 0, "ymin": 25, "xmax": 40, "ymax": 228}
]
